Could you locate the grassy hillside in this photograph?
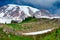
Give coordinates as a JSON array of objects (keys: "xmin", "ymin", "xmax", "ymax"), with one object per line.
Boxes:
[
  {"xmin": 0, "ymin": 17, "xmax": 60, "ymax": 40},
  {"xmin": 0, "ymin": 27, "xmax": 60, "ymax": 40}
]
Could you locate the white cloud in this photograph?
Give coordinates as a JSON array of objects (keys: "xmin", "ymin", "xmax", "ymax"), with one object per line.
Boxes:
[{"xmin": 22, "ymin": 0, "xmax": 58, "ymax": 7}]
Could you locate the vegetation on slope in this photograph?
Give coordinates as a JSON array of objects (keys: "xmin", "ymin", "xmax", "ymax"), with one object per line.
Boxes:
[
  {"xmin": 0, "ymin": 17, "xmax": 60, "ymax": 40},
  {"xmin": 5, "ymin": 18, "xmax": 60, "ymax": 32},
  {"xmin": 0, "ymin": 27, "xmax": 60, "ymax": 40}
]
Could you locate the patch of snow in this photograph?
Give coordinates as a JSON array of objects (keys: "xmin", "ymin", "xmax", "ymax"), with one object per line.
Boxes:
[
  {"xmin": 19, "ymin": 6, "xmax": 31, "ymax": 16},
  {"xmin": 0, "ymin": 12, "xmax": 4, "ymax": 17},
  {"xmin": 29, "ymin": 7, "xmax": 39, "ymax": 13},
  {"xmin": 22, "ymin": 28, "xmax": 54, "ymax": 35},
  {"xmin": 0, "ymin": 18, "xmax": 12, "ymax": 24}
]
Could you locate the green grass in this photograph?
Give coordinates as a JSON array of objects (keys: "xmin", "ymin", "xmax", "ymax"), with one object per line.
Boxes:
[
  {"xmin": 6, "ymin": 23, "xmax": 22, "ymax": 30},
  {"xmin": 0, "ymin": 28, "xmax": 33, "ymax": 40},
  {"xmin": 0, "ymin": 27, "xmax": 60, "ymax": 40},
  {"xmin": 0, "ymin": 17, "xmax": 60, "ymax": 40},
  {"xmin": 5, "ymin": 17, "xmax": 40, "ymax": 31},
  {"xmin": 9, "ymin": 35, "xmax": 33, "ymax": 40},
  {"xmin": 21, "ymin": 17, "xmax": 39, "ymax": 23},
  {"xmin": 5, "ymin": 18, "xmax": 60, "ymax": 32}
]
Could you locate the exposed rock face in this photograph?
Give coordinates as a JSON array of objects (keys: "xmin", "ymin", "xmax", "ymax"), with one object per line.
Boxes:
[{"xmin": 0, "ymin": 4, "xmax": 59, "ymax": 24}]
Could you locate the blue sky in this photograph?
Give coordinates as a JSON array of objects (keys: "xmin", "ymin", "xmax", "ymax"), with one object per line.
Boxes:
[{"xmin": 0, "ymin": 0, "xmax": 60, "ymax": 14}]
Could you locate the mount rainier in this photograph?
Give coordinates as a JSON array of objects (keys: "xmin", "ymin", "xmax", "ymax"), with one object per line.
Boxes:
[{"xmin": 0, "ymin": 4, "xmax": 60, "ymax": 24}]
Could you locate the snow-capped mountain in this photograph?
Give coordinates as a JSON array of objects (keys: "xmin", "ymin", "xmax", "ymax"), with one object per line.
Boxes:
[{"xmin": 0, "ymin": 4, "xmax": 59, "ymax": 24}]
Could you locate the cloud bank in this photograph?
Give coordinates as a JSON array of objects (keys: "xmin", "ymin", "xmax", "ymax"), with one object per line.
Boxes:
[
  {"xmin": 0, "ymin": 0, "xmax": 60, "ymax": 14},
  {"xmin": 21, "ymin": 0, "xmax": 60, "ymax": 14}
]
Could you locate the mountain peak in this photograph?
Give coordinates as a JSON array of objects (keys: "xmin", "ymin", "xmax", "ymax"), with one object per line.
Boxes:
[{"xmin": 0, "ymin": 4, "xmax": 59, "ymax": 24}]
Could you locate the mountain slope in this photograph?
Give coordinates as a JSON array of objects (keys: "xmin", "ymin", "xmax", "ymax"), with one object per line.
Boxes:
[{"xmin": 0, "ymin": 4, "xmax": 59, "ymax": 24}]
